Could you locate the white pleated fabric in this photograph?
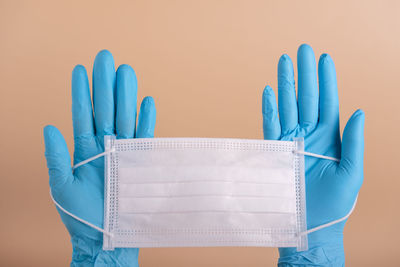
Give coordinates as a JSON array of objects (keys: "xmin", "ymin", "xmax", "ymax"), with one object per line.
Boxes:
[{"xmin": 102, "ymin": 137, "xmax": 308, "ymax": 251}]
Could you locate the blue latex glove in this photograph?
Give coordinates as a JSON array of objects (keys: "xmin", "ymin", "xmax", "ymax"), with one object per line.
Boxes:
[
  {"xmin": 43, "ymin": 50, "xmax": 156, "ymax": 267},
  {"xmin": 262, "ymin": 44, "xmax": 365, "ymax": 266}
]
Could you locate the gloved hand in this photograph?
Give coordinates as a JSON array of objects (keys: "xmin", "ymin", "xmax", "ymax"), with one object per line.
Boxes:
[
  {"xmin": 43, "ymin": 50, "xmax": 156, "ymax": 267},
  {"xmin": 262, "ymin": 44, "xmax": 365, "ymax": 266}
]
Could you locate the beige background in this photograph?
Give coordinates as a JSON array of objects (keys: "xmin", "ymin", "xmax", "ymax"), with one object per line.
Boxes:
[{"xmin": 1, "ymin": 0, "xmax": 399, "ymax": 266}]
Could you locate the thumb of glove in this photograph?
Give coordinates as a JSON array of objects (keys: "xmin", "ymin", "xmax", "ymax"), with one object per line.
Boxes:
[
  {"xmin": 43, "ymin": 125, "xmax": 73, "ymax": 194},
  {"xmin": 339, "ymin": 109, "xmax": 365, "ymax": 182}
]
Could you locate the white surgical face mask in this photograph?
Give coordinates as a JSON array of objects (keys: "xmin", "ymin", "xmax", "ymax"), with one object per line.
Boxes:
[
  {"xmin": 50, "ymin": 136, "xmax": 356, "ymax": 252},
  {"xmin": 103, "ymin": 136, "xmax": 308, "ymax": 251}
]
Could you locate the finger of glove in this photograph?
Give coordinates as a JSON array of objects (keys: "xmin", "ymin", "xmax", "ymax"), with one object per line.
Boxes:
[
  {"xmin": 340, "ymin": 109, "xmax": 365, "ymax": 180},
  {"xmin": 262, "ymin": 86, "xmax": 281, "ymax": 140},
  {"xmin": 43, "ymin": 125, "xmax": 73, "ymax": 193},
  {"xmin": 278, "ymin": 54, "xmax": 298, "ymax": 134},
  {"xmin": 116, "ymin": 64, "xmax": 138, "ymax": 139},
  {"xmin": 136, "ymin": 96, "xmax": 156, "ymax": 138},
  {"xmin": 93, "ymin": 50, "xmax": 116, "ymax": 137},
  {"xmin": 72, "ymin": 65, "xmax": 95, "ymax": 139},
  {"xmin": 297, "ymin": 44, "xmax": 318, "ymax": 130},
  {"xmin": 318, "ymin": 54, "xmax": 340, "ymax": 127}
]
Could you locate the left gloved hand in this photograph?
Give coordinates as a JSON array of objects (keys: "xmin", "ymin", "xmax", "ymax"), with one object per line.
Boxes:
[
  {"xmin": 262, "ymin": 44, "xmax": 365, "ymax": 266},
  {"xmin": 43, "ymin": 50, "xmax": 156, "ymax": 266}
]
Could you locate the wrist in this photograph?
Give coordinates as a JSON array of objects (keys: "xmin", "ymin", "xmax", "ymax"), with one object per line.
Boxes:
[
  {"xmin": 71, "ymin": 236, "xmax": 139, "ymax": 267},
  {"xmin": 278, "ymin": 228, "xmax": 344, "ymax": 267}
]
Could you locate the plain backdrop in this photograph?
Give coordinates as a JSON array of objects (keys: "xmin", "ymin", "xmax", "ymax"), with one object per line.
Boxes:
[{"xmin": 1, "ymin": 0, "xmax": 399, "ymax": 266}]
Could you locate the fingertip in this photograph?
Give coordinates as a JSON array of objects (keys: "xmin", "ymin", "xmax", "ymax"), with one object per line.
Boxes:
[
  {"xmin": 353, "ymin": 109, "xmax": 365, "ymax": 118},
  {"xmin": 72, "ymin": 64, "xmax": 86, "ymax": 74},
  {"xmin": 297, "ymin": 43, "xmax": 318, "ymax": 129},
  {"xmin": 277, "ymin": 53, "xmax": 297, "ymax": 134},
  {"xmin": 340, "ymin": 109, "xmax": 365, "ymax": 177},
  {"xmin": 139, "ymin": 96, "xmax": 156, "ymax": 123},
  {"xmin": 72, "ymin": 63, "xmax": 94, "ymax": 138},
  {"xmin": 347, "ymin": 109, "xmax": 365, "ymax": 129},
  {"xmin": 43, "ymin": 125, "xmax": 72, "ymax": 187},
  {"xmin": 299, "ymin": 43, "xmax": 311, "ymax": 48},
  {"xmin": 43, "ymin": 125, "xmax": 61, "ymax": 144},
  {"xmin": 141, "ymin": 96, "xmax": 156, "ymax": 117},
  {"xmin": 261, "ymin": 85, "xmax": 281, "ymax": 140},
  {"xmin": 43, "ymin": 125, "xmax": 68, "ymax": 153},
  {"xmin": 95, "ymin": 49, "xmax": 113, "ymax": 60},
  {"xmin": 116, "ymin": 64, "xmax": 137, "ymax": 91},
  {"xmin": 43, "ymin": 125, "xmax": 53, "ymax": 148},
  {"xmin": 262, "ymin": 86, "xmax": 271, "ymax": 113},
  {"xmin": 298, "ymin": 43, "xmax": 313, "ymax": 54},
  {"xmin": 94, "ymin": 49, "xmax": 115, "ymax": 70},
  {"xmin": 44, "ymin": 124, "xmax": 57, "ymax": 134},
  {"xmin": 263, "ymin": 85, "xmax": 273, "ymax": 95},
  {"xmin": 262, "ymin": 85, "xmax": 276, "ymax": 110},
  {"xmin": 318, "ymin": 54, "xmax": 336, "ymax": 73},
  {"xmin": 319, "ymin": 53, "xmax": 332, "ymax": 63},
  {"xmin": 72, "ymin": 64, "xmax": 87, "ymax": 80},
  {"xmin": 278, "ymin": 55, "xmax": 294, "ymax": 80},
  {"xmin": 116, "ymin": 65, "xmax": 138, "ymax": 139},
  {"xmin": 262, "ymin": 85, "xmax": 275, "ymax": 100},
  {"xmin": 297, "ymin": 44, "xmax": 316, "ymax": 66},
  {"xmin": 344, "ymin": 109, "xmax": 366, "ymax": 132},
  {"xmin": 136, "ymin": 96, "xmax": 156, "ymax": 138},
  {"xmin": 116, "ymin": 64, "xmax": 138, "ymax": 92},
  {"xmin": 72, "ymin": 65, "xmax": 88, "ymax": 88},
  {"xmin": 72, "ymin": 65, "xmax": 89, "ymax": 87},
  {"xmin": 93, "ymin": 49, "xmax": 116, "ymax": 136},
  {"xmin": 142, "ymin": 96, "xmax": 155, "ymax": 106},
  {"xmin": 318, "ymin": 53, "xmax": 335, "ymax": 72},
  {"xmin": 297, "ymin": 44, "xmax": 316, "ymax": 65},
  {"xmin": 318, "ymin": 52, "xmax": 339, "ymax": 126},
  {"xmin": 352, "ymin": 109, "xmax": 366, "ymax": 131},
  {"xmin": 279, "ymin": 54, "xmax": 290, "ymax": 63},
  {"xmin": 262, "ymin": 85, "xmax": 276, "ymax": 113},
  {"xmin": 117, "ymin": 64, "xmax": 135, "ymax": 75}
]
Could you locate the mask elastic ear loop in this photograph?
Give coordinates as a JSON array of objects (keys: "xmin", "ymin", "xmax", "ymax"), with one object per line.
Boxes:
[
  {"xmin": 72, "ymin": 148, "xmax": 116, "ymax": 171},
  {"xmin": 49, "ymin": 189, "xmax": 114, "ymax": 237},
  {"xmin": 294, "ymin": 150, "xmax": 340, "ymax": 162},
  {"xmin": 50, "ymin": 147, "xmax": 116, "ymax": 237},
  {"xmin": 51, "ymin": 146, "xmax": 356, "ymax": 239},
  {"xmin": 293, "ymin": 149, "xmax": 358, "ymax": 236},
  {"xmin": 298, "ymin": 196, "xmax": 358, "ymax": 236}
]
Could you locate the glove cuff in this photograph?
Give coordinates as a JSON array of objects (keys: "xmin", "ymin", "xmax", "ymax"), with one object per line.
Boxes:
[
  {"xmin": 278, "ymin": 241, "xmax": 344, "ymax": 267},
  {"xmin": 71, "ymin": 236, "xmax": 139, "ymax": 267}
]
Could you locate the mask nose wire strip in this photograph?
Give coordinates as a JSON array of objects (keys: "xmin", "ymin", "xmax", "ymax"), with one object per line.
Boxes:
[
  {"xmin": 49, "ymin": 189, "xmax": 114, "ymax": 237},
  {"xmin": 50, "ymin": 147, "xmax": 355, "ymax": 238}
]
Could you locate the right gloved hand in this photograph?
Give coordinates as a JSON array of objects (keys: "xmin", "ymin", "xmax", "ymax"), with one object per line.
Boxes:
[
  {"xmin": 262, "ymin": 44, "xmax": 365, "ymax": 267},
  {"xmin": 43, "ymin": 50, "xmax": 156, "ymax": 267}
]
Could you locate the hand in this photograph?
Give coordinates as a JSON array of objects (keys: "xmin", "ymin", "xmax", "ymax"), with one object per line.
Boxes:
[
  {"xmin": 43, "ymin": 50, "xmax": 156, "ymax": 266},
  {"xmin": 262, "ymin": 44, "xmax": 365, "ymax": 266}
]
